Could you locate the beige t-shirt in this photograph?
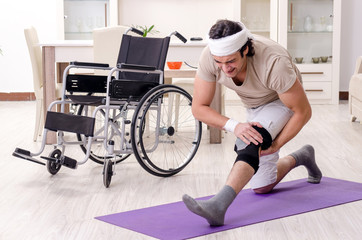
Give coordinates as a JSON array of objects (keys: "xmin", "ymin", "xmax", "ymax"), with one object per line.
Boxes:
[{"xmin": 197, "ymin": 35, "xmax": 302, "ymax": 108}]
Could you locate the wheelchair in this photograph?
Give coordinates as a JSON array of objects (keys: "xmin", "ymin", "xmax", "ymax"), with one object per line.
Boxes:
[{"xmin": 13, "ymin": 27, "xmax": 202, "ymax": 187}]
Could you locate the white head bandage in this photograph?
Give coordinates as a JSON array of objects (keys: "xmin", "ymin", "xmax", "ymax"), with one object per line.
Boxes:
[{"xmin": 208, "ymin": 22, "xmax": 254, "ymax": 56}]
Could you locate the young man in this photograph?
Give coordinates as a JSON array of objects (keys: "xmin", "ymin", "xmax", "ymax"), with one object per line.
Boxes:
[{"xmin": 182, "ymin": 20, "xmax": 322, "ymax": 226}]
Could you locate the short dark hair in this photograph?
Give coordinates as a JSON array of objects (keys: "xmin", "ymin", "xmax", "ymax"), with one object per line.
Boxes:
[{"xmin": 209, "ymin": 19, "xmax": 255, "ymax": 57}]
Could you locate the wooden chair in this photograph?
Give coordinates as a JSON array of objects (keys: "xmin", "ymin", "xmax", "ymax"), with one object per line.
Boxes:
[{"xmin": 24, "ymin": 26, "xmax": 62, "ymax": 141}]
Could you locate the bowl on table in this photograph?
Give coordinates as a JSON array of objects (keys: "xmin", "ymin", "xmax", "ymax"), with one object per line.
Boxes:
[{"xmin": 167, "ymin": 61, "xmax": 182, "ymax": 69}]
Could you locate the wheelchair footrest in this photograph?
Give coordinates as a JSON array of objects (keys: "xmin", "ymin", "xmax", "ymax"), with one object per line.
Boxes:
[
  {"xmin": 12, "ymin": 148, "xmax": 45, "ymax": 166},
  {"xmin": 62, "ymin": 156, "xmax": 77, "ymax": 169}
]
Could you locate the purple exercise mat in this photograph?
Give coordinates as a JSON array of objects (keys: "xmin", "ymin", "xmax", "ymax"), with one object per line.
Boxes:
[{"xmin": 95, "ymin": 177, "xmax": 362, "ymax": 239}]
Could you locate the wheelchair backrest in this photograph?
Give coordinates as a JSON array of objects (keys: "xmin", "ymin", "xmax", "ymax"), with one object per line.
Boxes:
[{"xmin": 116, "ymin": 35, "xmax": 170, "ymax": 84}]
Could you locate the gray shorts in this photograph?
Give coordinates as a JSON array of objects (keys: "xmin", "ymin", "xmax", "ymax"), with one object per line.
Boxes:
[{"xmin": 235, "ymin": 99, "xmax": 293, "ymax": 189}]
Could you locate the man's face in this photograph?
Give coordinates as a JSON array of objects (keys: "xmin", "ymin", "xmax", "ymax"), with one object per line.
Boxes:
[{"xmin": 212, "ymin": 51, "xmax": 245, "ymax": 78}]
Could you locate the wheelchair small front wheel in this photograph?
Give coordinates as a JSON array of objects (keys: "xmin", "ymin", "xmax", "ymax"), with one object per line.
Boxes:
[
  {"xmin": 131, "ymin": 85, "xmax": 202, "ymax": 177},
  {"xmin": 103, "ymin": 158, "xmax": 113, "ymax": 188},
  {"xmin": 46, "ymin": 149, "xmax": 62, "ymax": 175}
]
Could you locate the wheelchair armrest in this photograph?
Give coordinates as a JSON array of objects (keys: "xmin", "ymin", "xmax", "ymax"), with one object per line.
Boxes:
[
  {"xmin": 117, "ymin": 63, "xmax": 157, "ymax": 71},
  {"xmin": 70, "ymin": 61, "xmax": 110, "ymax": 68}
]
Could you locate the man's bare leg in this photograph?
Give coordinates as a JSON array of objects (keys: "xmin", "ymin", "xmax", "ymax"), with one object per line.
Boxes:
[
  {"xmin": 182, "ymin": 161, "xmax": 254, "ymax": 226},
  {"xmin": 225, "ymin": 161, "xmax": 255, "ymax": 194},
  {"xmin": 254, "ymin": 144, "xmax": 322, "ymax": 194},
  {"xmin": 254, "ymin": 155, "xmax": 296, "ymax": 193}
]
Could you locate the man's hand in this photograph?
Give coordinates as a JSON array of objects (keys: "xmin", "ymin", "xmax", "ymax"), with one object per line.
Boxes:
[{"xmin": 234, "ymin": 122, "xmax": 263, "ymax": 145}]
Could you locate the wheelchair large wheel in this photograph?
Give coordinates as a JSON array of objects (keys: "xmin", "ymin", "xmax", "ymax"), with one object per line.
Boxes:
[
  {"xmin": 76, "ymin": 104, "xmax": 130, "ymax": 165},
  {"xmin": 131, "ymin": 85, "xmax": 202, "ymax": 177}
]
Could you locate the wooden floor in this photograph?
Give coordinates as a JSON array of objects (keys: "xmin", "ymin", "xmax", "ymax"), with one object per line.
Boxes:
[{"xmin": 1, "ymin": 100, "xmax": 362, "ymax": 240}]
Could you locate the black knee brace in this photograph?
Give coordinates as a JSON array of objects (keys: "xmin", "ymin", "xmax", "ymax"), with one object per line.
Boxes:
[{"xmin": 234, "ymin": 126, "xmax": 272, "ymax": 173}]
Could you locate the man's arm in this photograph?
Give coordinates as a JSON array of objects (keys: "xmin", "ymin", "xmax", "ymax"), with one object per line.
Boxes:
[
  {"xmin": 192, "ymin": 74, "xmax": 228, "ymax": 128},
  {"xmin": 261, "ymin": 78, "xmax": 312, "ymax": 155},
  {"xmin": 192, "ymin": 74, "xmax": 263, "ymax": 145}
]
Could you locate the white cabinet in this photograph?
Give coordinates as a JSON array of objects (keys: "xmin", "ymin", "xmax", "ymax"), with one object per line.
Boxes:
[
  {"xmin": 58, "ymin": 0, "xmax": 118, "ymax": 40},
  {"xmin": 233, "ymin": 0, "xmax": 341, "ymax": 104},
  {"xmin": 278, "ymin": 0, "xmax": 341, "ymax": 104},
  {"xmin": 233, "ymin": 0, "xmax": 279, "ymax": 41}
]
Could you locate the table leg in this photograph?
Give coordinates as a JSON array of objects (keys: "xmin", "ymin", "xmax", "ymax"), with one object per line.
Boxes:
[
  {"xmin": 164, "ymin": 77, "xmax": 172, "ymax": 85},
  {"xmin": 56, "ymin": 62, "xmax": 70, "ymax": 113},
  {"xmin": 42, "ymin": 46, "xmax": 56, "ymax": 144},
  {"xmin": 168, "ymin": 76, "xmax": 222, "ymax": 144}
]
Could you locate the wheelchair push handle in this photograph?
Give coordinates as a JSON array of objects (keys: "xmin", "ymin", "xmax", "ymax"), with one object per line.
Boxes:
[
  {"xmin": 126, "ymin": 27, "xmax": 144, "ymax": 36},
  {"xmin": 169, "ymin": 31, "xmax": 187, "ymax": 43}
]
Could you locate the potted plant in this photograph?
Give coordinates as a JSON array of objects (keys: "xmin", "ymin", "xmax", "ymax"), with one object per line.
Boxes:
[{"xmin": 133, "ymin": 25, "xmax": 159, "ymax": 37}]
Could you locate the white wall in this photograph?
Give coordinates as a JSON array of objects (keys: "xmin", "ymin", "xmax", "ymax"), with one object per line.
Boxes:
[
  {"xmin": 0, "ymin": 0, "xmax": 360, "ymax": 93},
  {"xmin": 0, "ymin": 1, "xmax": 58, "ymax": 92},
  {"xmin": 118, "ymin": 0, "xmax": 235, "ymax": 40},
  {"xmin": 340, "ymin": 0, "xmax": 362, "ymax": 91}
]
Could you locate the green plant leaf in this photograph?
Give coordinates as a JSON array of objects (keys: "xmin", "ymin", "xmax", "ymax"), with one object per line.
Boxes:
[
  {"xmin": 148, "ymin": 25, "xmax": 154, "ymax": 32},
  {"xmin": 132, "ymin": 24, "xmax": 158, "ymax": 37}
]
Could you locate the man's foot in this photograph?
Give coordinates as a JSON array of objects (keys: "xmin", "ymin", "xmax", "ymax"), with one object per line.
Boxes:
[
  {"xmin": 182, "ymin": 195, "xmax": 225, "ymax": 226},
  {"xmin": 289, "ymin": 145, "xmax": 322, "ymax": 183},
  {"xmin": 182, "ymin": 185, "xmax": 236, "ymax": 226}
]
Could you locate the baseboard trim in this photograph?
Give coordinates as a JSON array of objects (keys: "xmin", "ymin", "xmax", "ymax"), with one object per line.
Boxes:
[
  {"xmin": 339, "ymin": 91, "xmax": 348, "ymax": 100},
  {"xmin": 0, "ymin": 92, "xmax": 36, "ymax": 101}
]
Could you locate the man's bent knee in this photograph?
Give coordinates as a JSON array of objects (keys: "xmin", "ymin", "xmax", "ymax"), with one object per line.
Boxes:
[{"xmin": 234, "ymin": 126, "xmax": 272, "ymax": 173}]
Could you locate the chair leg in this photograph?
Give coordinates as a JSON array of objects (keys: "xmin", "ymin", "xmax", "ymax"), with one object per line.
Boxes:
[
  {"xmin": 33, "ymin": 99, "xmax": 43, "ymax": 141},
  {"xmin": 167, "ymin": 93, "xmax": 175, "ymax": 128},
  {"xmin": 175, "ymin": 94, "xmax": 180, "ymax": 131},
  {"xmin": 351, "ymin": 115, "xmax": 357, "ymax": 122}
]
